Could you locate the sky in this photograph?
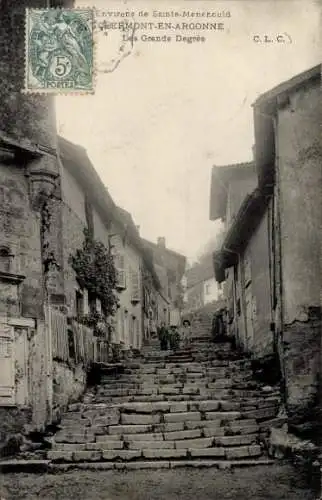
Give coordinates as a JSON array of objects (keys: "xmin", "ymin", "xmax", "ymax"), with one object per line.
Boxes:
[{"xmin": 55, "ymin": 0, "xmax": 321, "ymax": 263}]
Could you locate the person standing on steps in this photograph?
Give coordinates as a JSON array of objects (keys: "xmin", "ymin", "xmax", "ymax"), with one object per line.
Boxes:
[
  {"xmin": 181, "ymin": 319, "xmax": 191, "ymax": 348},
  {"xmin": 169, "ymin": 325, "xmax": 180, "ymax": 351},
  {"xmin": 212, "ymin": 308, "xmax": 226, "ymax": 342},
  {"xmin": 158, "ymin": 322, "xmax": 168, "ymax": 351}
]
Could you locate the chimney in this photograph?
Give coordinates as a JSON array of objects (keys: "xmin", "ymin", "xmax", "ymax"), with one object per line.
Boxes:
[{"xmin": 157, "ymin": 237, "xmax": 166, "ymax": 248}]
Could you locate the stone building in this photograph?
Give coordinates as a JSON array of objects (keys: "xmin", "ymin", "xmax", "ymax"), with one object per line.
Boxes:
[
  {"xmin": 184, "ymin": 253, "xmax": 224, "ymax": 313},
  {"xmin": 0, "ymin": 0, "xmax": 75, "ymax": 455},
  {"xmin": 59, "ymin": 137, "xmax": 163, "ymax": 352},
  {"xmin": 109, "ymin": 207, "xmax": 161, "ymax": 350},
  {"xmin": 0, "ymin": 129, "xmax": 168, "ymax": 454},
  {"xmin": 0, "ymin": 0, "xmax": 182, "ymax": 458},
  {"xmin": 210, "ymin": 64, "xmax": 322, "ymax": 436},
  {"xmin": 142, "ymin": 237, "xmax": 186, "ymax": 327}
]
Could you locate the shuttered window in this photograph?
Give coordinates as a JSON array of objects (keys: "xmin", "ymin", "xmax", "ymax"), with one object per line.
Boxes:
[
  {"xmin": 130, "ymin": 268, "xmax": 140, "ymax": 303},
  {"xmin": 0, "ymin": 324, "xmax": 15, "ymax": 405},
  {"xmin": 114, "ymin": 253, "xmax": 126, "ymax": 289}
]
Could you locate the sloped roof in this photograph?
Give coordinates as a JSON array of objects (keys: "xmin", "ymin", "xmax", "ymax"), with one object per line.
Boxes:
[
  {"xmin": 0, "ymin": 130, "xmax": 57, "ymax": 157},
  {"xmin": 142, "ymin": 238, "xmax": 186, "ymax": 262},
  {"xmin": 115, "ymin": 207, "xmax": 160, "ymax": 288},
  {"xmin": 115, "ymin": 206, "xmax": 140, "ymax": 242},
  {"xmin": 209, "ymin": 162, "xmax": 256, "ymax": 221},
  {"xmin": 213, "ymin": 187, "xmax": 270, "ymax": 282},
  {"xmin": 58, "ymin": 137, "xmax": 161, "ymax": 290},
  {"xmin": 59, "ymin": 136, "xmax": 116, "ymax": 223},
  {"xmin": 252, "ymin": 65, "xmax": 321, "ymax": 185},
  {"xmin": 253, "ymin": 64, "xmax": 321, "ymax": 110},
  {"xmin": 142, "ymin": 238, "xmax": 186, "ymax": 279},
  {"xmin": 186, "ymin": 254, "xmax": 214, "ymax": 288}
]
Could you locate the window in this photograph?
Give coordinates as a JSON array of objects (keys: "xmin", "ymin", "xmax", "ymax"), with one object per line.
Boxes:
[
  {"xmin": 114, "ymin": 253, "xmax": 126, "ymax": 290},
  {"xmin": 75, "ymin": 290, "xmax": 84, "ymax": 318},
  {"xmin": 0, "ymin": 247, "xmax": 11, "ymax": 273},
  {"xmin": 130, "ymin": 268, "xmax": 140, "ymax": 304},
  {"xmin": 0, "ymin": 325, "xmax": 15, "ymax": 405},
  {"xmin": 88, "ymin": 292, "xmax": 96, "ymax": 314},
  {"xmin": 205, "ymin": 284, "xmax": 211, "ymax": 295}
]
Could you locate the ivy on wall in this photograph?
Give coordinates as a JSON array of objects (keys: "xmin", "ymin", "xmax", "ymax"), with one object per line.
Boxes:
[{"xmin": 69, "ymin": 228, "xmax": 119, "ymax": 318}]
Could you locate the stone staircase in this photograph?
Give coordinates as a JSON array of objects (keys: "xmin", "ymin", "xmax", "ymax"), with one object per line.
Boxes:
[
  {"xmin": 43, "ymin": 336, "xmax": 281, "ymax": 471},
  {"xmin": 184, "ymin": 300, "xmax": 225, "ymax": 338}
]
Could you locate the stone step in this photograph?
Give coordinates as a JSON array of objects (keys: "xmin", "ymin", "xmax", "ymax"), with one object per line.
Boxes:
[
  {"xmin": 125, "ymin": 360, "xmax": 245, "ymax": 370},
  {"xmin": 97, "ymin": 381, "xmax": 253, "ymax": 395},
  {"xmin": 48, "ymin": 458, "xmax": 275, "ymax": 471},
  {"xmin": 37, "ymin": 336, "xmax": 281, "ymax": 471},
  {"xmin": 94, "ymin": 391, "xmax": 236, "ymax": 402},
  {"xmin": 102, "ymin": 378, "xmax": 241, "ymax": 387},
  {"xmin": 52, "ymin": 418, "xmax": 260, "ymax": 445},
  {"xmin": 94, "ymin": 391, "xmax": 237, "ymax": 403},
  {"xmin": 47, "ymin": 443, "xmax": 263, "ymax": 462},
  {"xmin": 115, "ymin": 399, "xmax": 241, "ymax": 414},
  {"xmin": 119, "ymin": 368, "xmax": 247, "ymax": 378}
]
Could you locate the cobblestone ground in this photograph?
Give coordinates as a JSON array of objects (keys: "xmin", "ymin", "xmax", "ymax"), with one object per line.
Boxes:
[{"xmin": 0, "ymin": 464, "xmax": 317, "ymax": 499}]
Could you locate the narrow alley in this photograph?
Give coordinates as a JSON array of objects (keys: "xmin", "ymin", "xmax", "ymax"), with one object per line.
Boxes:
[
  {"xmin": 0, "ymin": 1, "xmax": 321, "ymax": 499},
  {"xmin": 0, "ymin": 336, "xmax": 317, "ymax": 499},
  {"xmin": 32, "ymin": 337, "xmax": 280, "ymax": 469}
]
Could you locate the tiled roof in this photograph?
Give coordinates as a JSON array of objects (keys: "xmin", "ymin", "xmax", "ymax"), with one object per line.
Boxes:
[{"xmin": 209, "ymin": 162, "xmax": 256, "ymax": 221}]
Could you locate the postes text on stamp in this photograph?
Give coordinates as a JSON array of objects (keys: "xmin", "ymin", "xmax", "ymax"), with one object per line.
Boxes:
[{"xmin": 24, "ymin": 8, "xmax": 94, "ymax": 94}]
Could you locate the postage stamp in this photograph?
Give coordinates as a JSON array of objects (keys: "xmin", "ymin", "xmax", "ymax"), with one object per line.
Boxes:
[{"xmin": 24, "ymin": 8, "xmax": 94, "ymax": 94}]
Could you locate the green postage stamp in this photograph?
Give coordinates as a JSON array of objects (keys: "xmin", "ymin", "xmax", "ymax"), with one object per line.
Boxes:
[{"xmin": 24, "ymin": 8, "xmax": 94, "ymax": 93}]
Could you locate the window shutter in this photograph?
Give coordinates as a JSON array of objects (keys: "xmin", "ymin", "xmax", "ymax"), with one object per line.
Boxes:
[
  {"xmin": 0, "ymin": 324, "xmax": 15, "ymax": 405},
  {"xmin": 115, "ymin": 253, "xmax": 126, "ymax": 289},
  {"xmin": 130, "ymin": 268, "xmax": 140, "ymax": 303}
]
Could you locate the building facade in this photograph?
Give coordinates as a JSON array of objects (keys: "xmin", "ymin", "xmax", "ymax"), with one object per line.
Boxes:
[
  {"xmin": 210, "ymin": 64, "xmax": 322, "ymax": 436},
  {"xmin": 184, "ymin": 254, "xmax": 224, "ymax": 313},
  {"xmin": 0, "ymin": 131, "xmax": 168, "ymax": 454},
  {"xmin": 59, "ymin": 138, "xmax": 163, "ymax": 352},
  {"xmin": 142, "ymin": 237, "xmax": 186, "ymax": 327},
  {"xmin": 0, "ymin": 0, "xmax": 78, "ymax": 455}
]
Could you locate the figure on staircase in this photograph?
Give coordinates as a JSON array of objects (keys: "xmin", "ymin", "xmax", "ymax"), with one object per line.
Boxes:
[
  {"xmin": 211, "ymin": 308, "xmax": 227, "ymax": 342},
  {"xmin": 157, "ymin": 322, "xmax": 168, "ymax": 351},
  {"xmin": 169, "ymin": 325, "xmax": 180, "ymax": 351},
  {"xmin": 181, "ymin": 319, "xmax": 191, "ymax": 348}
]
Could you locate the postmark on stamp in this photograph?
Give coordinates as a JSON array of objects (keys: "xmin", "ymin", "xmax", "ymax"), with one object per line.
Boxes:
[{"xmin": 24, "ymin": 8, "xmax": 94, "ymax": 94}]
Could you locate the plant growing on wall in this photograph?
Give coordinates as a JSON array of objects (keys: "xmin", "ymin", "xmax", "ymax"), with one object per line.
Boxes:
[
  {"xmin": 36, "ymin": 192, "xmax": 60, "ymax": 298},
  {"xmin": 78, "ymin": 310, "xmax": 112, "ymax": 338},
  {"xmin": 69, "ymin": 228, "xmax": 119, "ymax": 319}
]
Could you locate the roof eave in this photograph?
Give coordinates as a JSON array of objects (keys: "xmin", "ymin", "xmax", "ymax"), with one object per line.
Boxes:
[
  {"xmin": 0, "ymin": 131, "xmax": 55, "ymax": 159},
  {"xmin": 252, "ymin": 64, "xmax": 321, "ymax": 111},
  {"xmin": 214, "ymin": 188, "xmax": 270, "ymax": 277}
]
